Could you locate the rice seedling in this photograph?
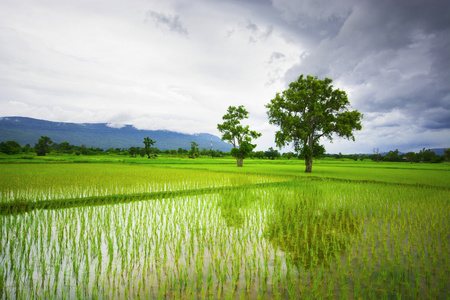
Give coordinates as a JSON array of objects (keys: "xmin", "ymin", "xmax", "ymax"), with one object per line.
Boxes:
[
  {"xmin": 0, "ymin": 163, "xmax": 287, "ymax": 204},
  {"xmin": 0, "ymin": 159, "xmax": 448, "ymax": 298}
]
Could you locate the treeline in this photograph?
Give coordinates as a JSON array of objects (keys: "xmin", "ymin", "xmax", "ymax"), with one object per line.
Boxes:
[
  {"xmin": 0, "ymin": 138, "xmax": 284, "ymax": 160},
  {"xmin": 1, "ymin": 139, "xmax": 107, "ymax": 156},
  {"xmin": 0, "ymin": 137, "xmax": 228, "ymax": 157},
  {"xmin": 323, "ymin": 148, "xmax": 449, "ymax": 163},
  {"xmin": 372, "ymin": 148, "xmax": 448, "ymax": 163},
  {"xmin": 253, "ymin": 148, "xmax": 450, "ymax": 163},
  {"xmin": 1, "ymin": 137, "xmax": 449, "ymax": 163}
]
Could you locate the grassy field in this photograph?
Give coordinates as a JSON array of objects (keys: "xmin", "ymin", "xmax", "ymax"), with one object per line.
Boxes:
[{"xmin": 0, "ymin": 155, "xmax": 449, "ymax": 299}]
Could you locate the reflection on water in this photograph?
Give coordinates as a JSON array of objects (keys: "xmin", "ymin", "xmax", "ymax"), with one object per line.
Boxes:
[
  {"xmin": 217, "ymin": 189, "xmax": 259, "ymax": 227},
  {"xmin": 1, "ymin": 193, "xmax": 293, "ymax": 299},
  {"xmin": 265, "ymin": 188, "xmax": 361, "ymax": 269},
  {"xmin": 1, "ymin": 184, "xmax": 449, "ymax": 299}
]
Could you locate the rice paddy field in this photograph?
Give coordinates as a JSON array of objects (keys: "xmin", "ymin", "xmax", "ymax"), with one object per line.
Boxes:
[{"xmin": 0, "ymin": 156, "xmax": 449, "ymax": 299}]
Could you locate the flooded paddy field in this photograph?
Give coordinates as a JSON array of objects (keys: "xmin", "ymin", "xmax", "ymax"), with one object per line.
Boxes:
[{"xmin": 0, "ymin": 160, "xmax": 449, "ymax": 299}]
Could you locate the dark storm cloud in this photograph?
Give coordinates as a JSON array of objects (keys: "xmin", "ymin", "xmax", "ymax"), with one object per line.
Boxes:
[
  {"xmin": 272, "ymin": 0, "xmax": 354, "ymax": 43},
  {"xmin": 282, "ymin": 0, "xmax": 450, "ymax": 137},
  {"xmin": 145, "ymin": 10, "xmax": 188, "ymax": 36}
]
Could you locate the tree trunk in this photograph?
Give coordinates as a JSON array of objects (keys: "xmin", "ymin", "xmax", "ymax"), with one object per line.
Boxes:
[
  {"xmin": 236, "ymin": 157, "xmax": 243, "ymax": 167},
  {"xmin": 305, "ymin": 155, "xmax": 312, "ymax": 172},
  {"xmin": 305, "ymin": 136, "xmax": 313, "ymax": 172}
]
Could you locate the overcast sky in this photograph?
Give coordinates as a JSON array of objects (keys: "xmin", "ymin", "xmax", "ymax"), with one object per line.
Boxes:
[{"xmin": 1, "ymin": 0, "xmax": 449, "ymax": 153}]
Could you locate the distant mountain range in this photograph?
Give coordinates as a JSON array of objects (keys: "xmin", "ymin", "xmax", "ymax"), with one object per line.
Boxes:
[
  {"xmin": 379, "ymin": 149, "xmax": 447, "ymax": 156},
  {"xmin": 429, "ymin": 148, "xmax": 446, "ymax": 156},
  {"xmin": 0, "ymin": 117, "xmax": 233, "ymax": 151}
]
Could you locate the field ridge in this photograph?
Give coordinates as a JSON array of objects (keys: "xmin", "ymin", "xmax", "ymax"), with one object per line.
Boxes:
[{"xmin": 2, "ymin": 173, "xmax": 448, "ymax": 215}]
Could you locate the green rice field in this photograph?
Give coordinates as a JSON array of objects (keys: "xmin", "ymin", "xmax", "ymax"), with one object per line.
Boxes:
[{"xmin": 1, "ymin": 156, "xmax": 449, "ymax": 299}]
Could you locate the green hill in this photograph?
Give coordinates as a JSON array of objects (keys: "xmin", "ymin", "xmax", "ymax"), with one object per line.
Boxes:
[{"xmin": 0, "ymin": 117, "xmax": 232, "ymax": 151}]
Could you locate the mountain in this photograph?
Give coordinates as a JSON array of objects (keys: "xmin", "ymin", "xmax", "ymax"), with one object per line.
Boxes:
[
  {"xmin": 0, "ymin": 117, "xmax": 233, "ymax": 151},
  {"xmin": 429, "ymin": 148, "xmax": 446, "ymax": 156},
  {"xmin": 380, "ymin": 149, "xmax": 446, "ymax": 156}
]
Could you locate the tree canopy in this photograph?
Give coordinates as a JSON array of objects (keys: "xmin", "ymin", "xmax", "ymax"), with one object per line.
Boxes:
[
  {"xmin": 217, "ymin": 105, "xmax": 261, "ymax": 167},
  {"xmin": 266, "ymin": 75, "xmax": 362, "ymax": 172}
]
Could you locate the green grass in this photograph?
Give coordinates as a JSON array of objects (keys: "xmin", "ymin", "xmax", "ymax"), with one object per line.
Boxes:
[{"xmin": 0, "ymin": 155, "xmax": 449, "ymax": 299}]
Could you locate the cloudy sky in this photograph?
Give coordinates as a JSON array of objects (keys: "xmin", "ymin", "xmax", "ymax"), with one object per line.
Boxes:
[{"xmin": 1, "ymin": 0, "xmax": 449, "ymax": 153}]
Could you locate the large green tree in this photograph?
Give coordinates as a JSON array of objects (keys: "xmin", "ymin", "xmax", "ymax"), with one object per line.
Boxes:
[
  {"xmin": 143, "ymin": 137, "xmax": 156, "ymax": 158},
  {"xmin": 217, "ymin": 105, "xmax": 261, "ymax": 167},
  {"xmin": 266, "ymin": 75, "xmax": 362, "ymax": 172}
]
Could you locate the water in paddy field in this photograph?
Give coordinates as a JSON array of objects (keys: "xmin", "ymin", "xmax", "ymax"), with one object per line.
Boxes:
[{"xmin": 0, "ymin": 186, "xmax": 449, "ymax": 299}]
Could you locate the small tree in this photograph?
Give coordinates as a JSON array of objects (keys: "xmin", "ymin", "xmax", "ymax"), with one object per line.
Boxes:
[
  {"xmin": 143, "ymin": 137, "xmax": 156, "ymax": 158},
  {"xmin": 56, "ymin": 142, "xmax": 73, "ymax": 154},
  {"xmin": 419, "ymin": 148, "xmax": 436, "ymax": 162},
  {"xmin": 265, "ymin": 147, "xmax": 280, "ymax": 160},
  {"xmin": 217, "ymin": 105, "xmax": 261, "ymax": 167},
  {"xmin": 405, "ymin": 152, "xmax": 415, "ymax": 164},
  {"xmin": 22, "ymin": 144, "xmax": 32, "ymax": 153},
  {"xmin": 266, "ymin": 75, "xmax": 362, "ymax": 172},
  {"xmin": 0, "ymin": 140, "xmax": 21, "ymax": 155},
  {"xmin": 80, "ymin": 145, "xmax": 88, "ymax": 155},
  {"xmin": 254, "ymin": 151, "xmax": 265, "ymax": 159},
  {"xmin": 373, "ymin": 148, "xmax": 381, "ymax": 163},
  {"xmin": 129, "ymin": 147, "xmax": 140, "ymax": 157},
  {"xmin": 189, "ymin": 142, "xmax": 199, "ymax": 159},
  {"xmin": 444, "ymin": 148, "xmax": 450, "ymax": 162},
  {"xmin": 383, "ymin": 149, "xmax": 400, "ymax": 162},
  {"xmin": 282, "ymin": 152, "xmax": 294, "ymax": 159},
  {"xmin": 34, "ymin": 136, "xmax": 53, "ymax": 156},
  {"xmin": 178, "ymin": 147, "xmax": 188, "ymax": 155}
]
